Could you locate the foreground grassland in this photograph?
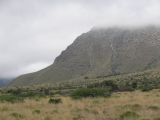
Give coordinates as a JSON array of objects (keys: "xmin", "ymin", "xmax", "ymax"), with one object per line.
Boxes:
[{"xmin": 0, "ymin": 90, "xmax": 160, "ymax": 120}]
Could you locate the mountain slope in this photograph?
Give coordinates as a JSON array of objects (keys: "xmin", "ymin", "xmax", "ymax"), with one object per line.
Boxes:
[
  {"xmin": 10, "ymin": 26, "xmax": 160, "ymax": 86},
  {"xmin": 0, "ymin": 79, "xmax": 12, "ymax": 87}
]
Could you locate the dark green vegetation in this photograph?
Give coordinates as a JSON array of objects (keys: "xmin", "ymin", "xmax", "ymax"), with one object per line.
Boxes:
[
  {"xmin": 32, "ymin": 109, "xmax": 41, "ymax": 114},
  {"xmin": 0, "ymin": 94, "xmax": 24, "ymax": 103},
  {"xmin": 71, "ymin": 88, "xmax": 111, "ymax": 99},
  {"xmin": 48, "ymin": 98, "xmax": 62, "ymax": 104},
  {"xmin": 0, "ymin": 87, "xmax": 47, "ymax": 103},
  {"xmin": 10, "ymin": 26, "xmax": 160, "ymax": 87},
  {"xmin": 11, "ymin": 112, "xmax": 24, "ymax": 119},
  {"xmin": 120, "ymin": 111, "xmax": 140, "ymax": 120}
]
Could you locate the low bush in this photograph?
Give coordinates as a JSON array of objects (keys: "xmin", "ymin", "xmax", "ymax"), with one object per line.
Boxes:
[
  {"xmin": 71, "ymin": 88, "xmax": 111, "ymax": 99},
  {"xmin": 120, "ymin": 111, "xmax": 140, "ymax": 120},
  {"xmin": 48, "ymin": 98, "xmax": 62, "ymax": 104},
  {"xmin": 0, "ymin": 94, "xmax": 24, "ymax": 103},
  {"xmin": 122, "ymin": 104, "xmax": 142, "ymax": 111},
  {"xmin": 6, "ymin": 88, "xmax": 46, "ymax": 99},
  {"xmin": 11, "ymin": 112, "xmax": 24, "ymax": 119},
  {"xmin": 44, "ymin": 116, "xmax": 51, "ymax": 120},
  {"xmin": 88, "ymin": 80, "xmax": 118, "ymax": 91},
  {"xmin": 139, "ymin": 84, "xmax": 153, "ymax": 92},
  {"xmin": 148, "ymin": 105, "xmax": 160, "ymax": 111},
  {"xmin": 84, "ymin": 76, "xmax": 89, "ymax": 79},
  {"xmin": 19, "ymin": 92, "xmax": 45, "ymax": 99},
  {"xmin": 154, "ymin": 118, "xmax": 160, "ymax": 120},
  {"xmin": 32, "ymin": 109, "xmax": 41, "ymax": 114}
]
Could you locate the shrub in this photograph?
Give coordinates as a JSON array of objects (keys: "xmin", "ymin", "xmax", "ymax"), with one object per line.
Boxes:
[
  {"xmin": 0, "ymin": 94, "xmax": 24, "ymax": 103},
  {"xmin": 139, "ymin": 83, "xmax": 153, "ymax": 92},
  {"xmin": 11, "ymin": 112, "xmax": 24, "ymax": 119},
  {"xmin": 7, "ymin": 88, "xmax": 22, "ymax": 95},
  {"xmin": 16, "ymin": 90, "xmax": 46, "ymax": 98},
  {"xmin": 148, "ymin": 106, "xmax": 160, "ymax": 111},
  {"xmin": 117, "ymin": 81, "xmax": 136, "ymax": 91},
  {"xmin": 51, "ymin": 109, "xmax": 58, "ymax": 114},
  {"xmin": 48, "ymin": 98, "xmax": 62, "ymax": 104},
  {"xmin": 71, "ymin": 88, "xmax": 111, "ymax": 99},
  {"xmin": 7, "ymin": 88, "xmax": 46, "ymax": 99},
  {"xmin": 88, "ymin": 80, "xmax": 118, "ymax": 91},
  {"xmin": 120, "ymin": 111, "xmax": 140, "ymax": 120},
  {"xmin": 84, "ymin": 76, "xmax": 89, "ymax": 79},
  {"xmin": 32, "ymin": 109, "xmax": 41, "ymax": 114},
  {"xmin": 44, "ymin": 116, "xmax": 51, "ymax": 120},
  {"xmin": 154, "ymin": 118, "xmax": 160, "ymax": 120},
  {"xmin": 122, "ymin": 104, "xmax": 142, "ymax": 111},
  {"xmin": 102, "ymin": 80, "xmax": 118, "ymax": 91}
]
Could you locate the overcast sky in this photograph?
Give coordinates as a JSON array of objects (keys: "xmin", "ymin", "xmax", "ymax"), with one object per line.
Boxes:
[{"xmin": 1, "ymin": 0, "xmax": 160, "ymax": 79}]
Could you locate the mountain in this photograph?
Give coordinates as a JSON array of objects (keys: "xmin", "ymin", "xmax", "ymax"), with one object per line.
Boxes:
[
  {"xmin": 0, "ymin": 79, "xmax": 11, "ymax": 87},
  {"xmin": 9, "ymin": 26, "xmax": 160, "ymax": 87}
]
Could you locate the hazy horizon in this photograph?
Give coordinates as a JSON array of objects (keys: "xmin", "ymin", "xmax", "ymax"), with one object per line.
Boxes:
[{"xmin": 1, "ymin": 0, "xmax": 160, "ymax": 79}]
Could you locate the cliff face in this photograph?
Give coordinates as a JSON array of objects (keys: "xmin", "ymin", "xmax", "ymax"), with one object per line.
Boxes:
[{"xmin": 10, "ymin": 26, "xmax": 160, "ymax": 86}]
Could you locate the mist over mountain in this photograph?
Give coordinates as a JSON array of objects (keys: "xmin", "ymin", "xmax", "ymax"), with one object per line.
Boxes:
[{"xmin": 9, "ymin": 25, "xmax": 160, "ymax": 86}]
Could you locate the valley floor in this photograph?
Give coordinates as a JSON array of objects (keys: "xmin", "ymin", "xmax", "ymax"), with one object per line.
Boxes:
[{"xmin": 1, "ymin": 90, "xmax": 160, "ymax": 120}]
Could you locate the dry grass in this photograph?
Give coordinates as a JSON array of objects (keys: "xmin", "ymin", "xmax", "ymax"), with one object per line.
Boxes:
[{"xmin": 0, "ymin": 90, "xmax": 160, "ymax": 120}]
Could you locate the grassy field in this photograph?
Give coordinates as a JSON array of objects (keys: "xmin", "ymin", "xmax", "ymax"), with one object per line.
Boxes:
[{"xmin": 0, "ymin": 90, "xmax": 160, "ymax": 120}]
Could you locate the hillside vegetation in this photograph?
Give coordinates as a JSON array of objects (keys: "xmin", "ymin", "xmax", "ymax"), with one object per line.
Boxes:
[
  {"xmin": 2, "ymin": 68, "xmax": 160, "ymax": 101},
  {"xmin": 56, "ymin": 68, "xmax": 160, "ymax": 92}
]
